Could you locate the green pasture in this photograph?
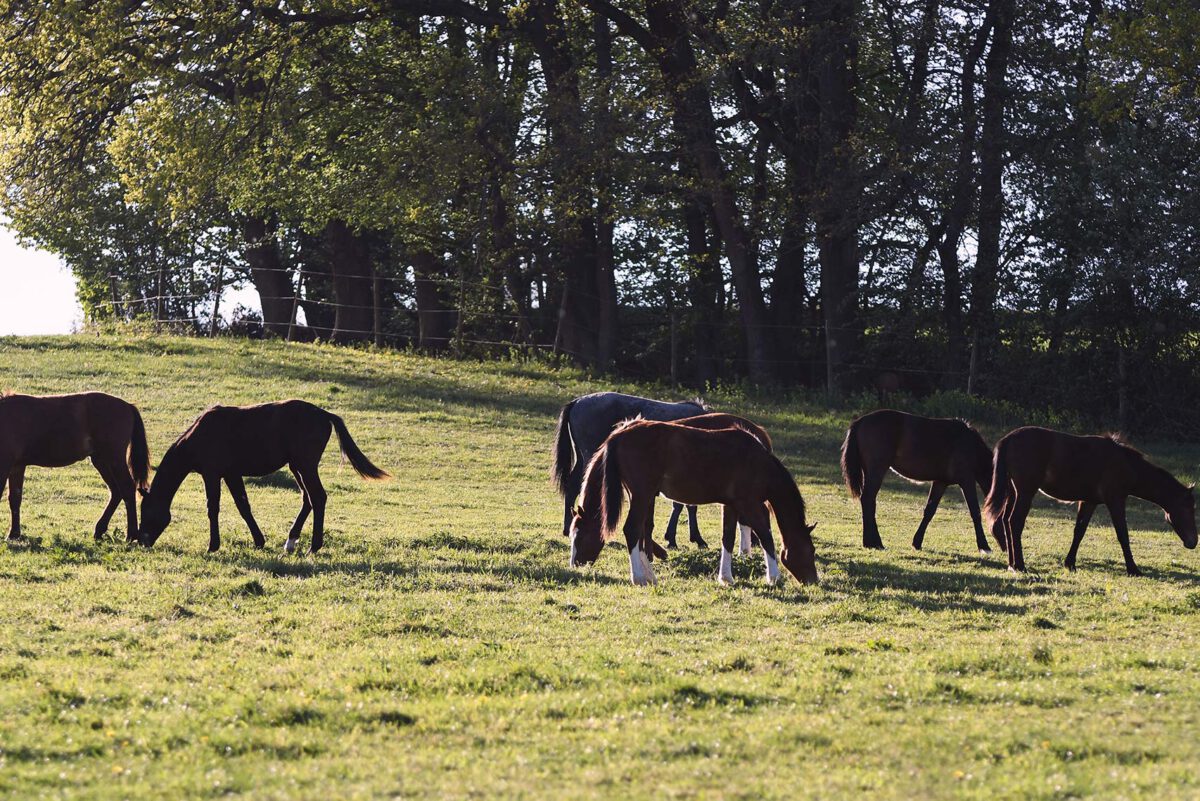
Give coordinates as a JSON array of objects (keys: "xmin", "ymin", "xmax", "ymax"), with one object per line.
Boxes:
[{"xmin": 1, "ymin": 335, "xmax": 1198, "ymax": 800}]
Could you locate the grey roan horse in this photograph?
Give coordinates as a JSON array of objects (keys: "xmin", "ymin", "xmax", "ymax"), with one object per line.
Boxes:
[{"xmin": 553, "ymin": 392, "xmax": 709, "ymax": 548}]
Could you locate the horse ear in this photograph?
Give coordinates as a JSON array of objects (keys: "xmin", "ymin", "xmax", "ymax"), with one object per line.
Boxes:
[
  {"xmin": 138, "ymin": 487, "xmax": 149, "ymax": 498},
  {"xmin": 804, "ymin": 523, "xmax": 818, "ymax": 535}
]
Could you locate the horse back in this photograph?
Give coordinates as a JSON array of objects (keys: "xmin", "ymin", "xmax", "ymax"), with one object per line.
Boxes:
[
  {"xmin": 183, "ymin": 400, "xmax": 332, "ymax": 476},
  {"xmin": 571, "ymin": 392, "xmax": 705, "ymax": 457},
  {"xmin": 858, "ymin": 409, "xmax": 981, "ymax": 484},
  {"xmin": 1004, "ymin": 426, "xmax": 1138, "ymax": 502},
  {"xmin": 0, "ymin": 392, "xmax": 134, "ymax": 466}
]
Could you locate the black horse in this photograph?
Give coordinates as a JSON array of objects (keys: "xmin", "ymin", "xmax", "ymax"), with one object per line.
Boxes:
[{"xmin": 553, "ymin": 392, "xmax": 709, "ymax": 548}]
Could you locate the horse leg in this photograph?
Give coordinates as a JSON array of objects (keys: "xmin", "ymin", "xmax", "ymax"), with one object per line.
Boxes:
[
  {"xmin": 284, "ymin": 466, "xmax": 312, "ymax": 555},
  {"xmin": 623, "ymin": 495, "xmax": 655, "ymax": 586},
  {"xmin": 1107, "ymin": 496, "xmax": 1140, "ymax": 577},
  {"xmin": 1063, "ymin": 501, "xmax": 1096, "ymax": 572},
  {"xmin": 860, "ymin": 469, "xmax": 886, "ymax": 549},
  {"xmin": 739, "ymin": 521, "xmax": 753, "ymax": 555},
  {"xmin": 90, "ymin": 457, "xmax": 121, "ymax": 542},
  {"xmin": 109, "ymin": 457, "xmax": 140, "ymax": 543},
  {"xmin": 562, "ymin": 462, "xmax": 586, "ymax": 538},
  {"xmin": 911, "ymin": 481, "xmax": 947, "ymax": 551},
  {"xmin": 203, "ymin": 474, "xmax": 222, "ymax": 553},
  {"xmin": 687, "ymin": 504, "xmax": 707, "ymax": 549},
  {"xmin": 303, "ymin": 469, "xmax": 328, "ymax": 554},
  {"xmin": 7, "ymin": 466, "xmax": 25, "ymax": 540},
  {"xmin": 738, "ymin": 503, "xmax": 778, "ymax": 585},
  {"xmin": 961, "ymin": 482, "xmax": 990, "ymax": 554},
  {"xmin": 0, "ymin": 468, "xmax": 7, "ymax": 539},
  {"xmin": 225, "ymin": 475, "xmax": 266, "ymax": 549},
  {"xmin": 1005, "ymin": 489, "xmax": 1033, "ymax": 572},
  {"xmin": 664, "ymin": 502, "xmax": 684, "ymax": 549},
  {"xmin": 717, "ymin": 506, "xmax": 737, "ymax": 585}
]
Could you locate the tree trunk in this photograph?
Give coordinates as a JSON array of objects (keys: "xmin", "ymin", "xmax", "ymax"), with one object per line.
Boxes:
[
  {"xmin": 240, "ymin": 216, "xmax": 294, "ymax": 338},
  {"xmin": 812, "ymin": 0, "xmax": 861, "ymax": 395},
  {"xmin": 643, "ymin": 0, "xmax": 774, "ymax": 382},
  {"xmin": 411, "ymin": 248, "xmax": 455, "ymax": 352},
  {"xmin": 322, "ymin": 219, "xmax": 374, "ymax": 344},
  {"xmin": 968, "ymin": 0, "xmax": 1015, "ymax": 385},
  {"xmin": 525, "ymin": 0, "xmax": 603, "ymax": 366},
  {"xmin": 684, "ymin": 196, "xmax": 722, "ymax": 385},
  {"xmin": 594, "ymin": 13, "xmax": 619, "ymax": 368}
]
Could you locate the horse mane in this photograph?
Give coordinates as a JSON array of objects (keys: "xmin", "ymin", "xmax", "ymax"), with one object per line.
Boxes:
[
  {"xmin": 687, "ymin": 397, "xmax": 710, "ymax": 411},
  {"xmin": 611, "ymin": 415, "xmax": 645, "ymax": 436},
  {"xmin": 0, "ymin": 390, "xmax": 12, "ymax": 399}
]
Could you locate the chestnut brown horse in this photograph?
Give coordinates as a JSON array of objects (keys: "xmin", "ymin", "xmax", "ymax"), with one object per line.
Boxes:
[
  {"xmin": 841, "ymin": 409, "xmax": 995, "ymax": 552},
  {"xmin": 0, "ymin": 392, "xmax": 149, "ymax": 543},
  {"xmin": 569, "ymin": 413, "xmax": 774, "ymax": 564},
  {"xmin": 985, "ymin": 427, "xmax": 1197, "ymax": 575},
  {"xmin": 570, "ymin": 419, "xmax": 818, "ymax": 587},
  {"xmin": 139, "ymin": 400, "xmax": 387, "ymax": 553}
]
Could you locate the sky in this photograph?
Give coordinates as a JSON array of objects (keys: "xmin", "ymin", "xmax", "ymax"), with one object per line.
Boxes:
[{"xmin": 0, "ymin": 225, "xmax": 81, "ymax": 335}]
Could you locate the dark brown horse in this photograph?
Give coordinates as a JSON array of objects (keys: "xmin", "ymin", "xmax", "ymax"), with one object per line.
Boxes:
[
  {"xmin": 841, "ymin": 409, "xmax": 995, "ymax": 552},
  {"xmin": 138, "ymin": 400, "xmax": 388, "ymax": 553},
  {"xmin": 0, "ymin": 392, "xmax": 149, "ymax": 543},
  {"xmin": 569, "ymin": 413, "xmax": 774, "ymax": 561},
  {"xmin": 985, "ymin": 427, "xmax": 1196, "ymax": 575},
  {"xmin": 570, "ymin": 419, "xmax": 818, "ymax": 587}
]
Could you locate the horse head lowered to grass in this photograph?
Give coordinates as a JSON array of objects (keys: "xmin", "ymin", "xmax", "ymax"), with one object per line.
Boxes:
[
  {"xmin": 570, "ymin": 419, "xmax": 818, "ymax": 587},
  {"xmin": 139, "ymin": 399, "xmax": 388, "ymax": 553}
]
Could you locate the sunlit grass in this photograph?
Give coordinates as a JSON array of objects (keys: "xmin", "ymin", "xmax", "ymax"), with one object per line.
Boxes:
[{"xmin": 0, "ymin": 333, "xmax": 1198, "ymax": 799}]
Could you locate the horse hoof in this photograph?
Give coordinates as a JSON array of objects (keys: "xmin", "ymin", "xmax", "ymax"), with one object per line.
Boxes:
[
  {"xmin": 1127, "ymin": 568, "xmax": 1143, "ymax": 577},
  {"xmin": 283, "ymin": 539, "xmax": 298, "ymax": 555},
  {"xmin": 911, "ymin": 542, "xmax": 923, "ymax": 551}
]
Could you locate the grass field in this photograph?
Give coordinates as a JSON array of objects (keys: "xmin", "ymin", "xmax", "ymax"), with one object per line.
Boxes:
[{"xmin": 1, "ymin": 334, "xmax": 1199, "ymax": 800}]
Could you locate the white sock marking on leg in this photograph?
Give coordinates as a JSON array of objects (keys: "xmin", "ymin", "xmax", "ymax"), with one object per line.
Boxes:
[
  {"xmin": 630, "ymin": 543, "xmax": 647, "ymax": 585},
  {"xmin": 763, "ymin": 551, "xmax": 780, "ymax": 585},
  {"xmin": 569, "ymin": 534, "xmax": 578, "ymax": 568},
  {"xmin": 739, "ymin": 524, "xmax": 752, "ymax": 555},
  {"xmin": 284, "ymin": 538, "xmax": 298, "ymax": 555},
  {"xmin": 718, "ymin": 546, "xmax": 734, "ymax": 585},
  {"xmin": 640, "ymin": 546, "xmax": 657, "ymax": 585}
]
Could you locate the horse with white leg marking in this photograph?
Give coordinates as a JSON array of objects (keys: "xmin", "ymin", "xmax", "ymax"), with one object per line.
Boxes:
[
  {"xmin": 570, "ymin": 420, "xmax": 818, "ymax": 587},
  {"xmin": 553, "ymin": 392, "xmax": 710, "ymax": 549},
  {"xmin": 985, "ymin": 426, "xmax": 1196, "ymax": 575},
  {"xmin": 0, "ymin": 392, "xmax": 149, "ymax": 543},
  {"xmin": 569, "ymin": 413, "xmax": 775, "ymax": 571},
  {"xmin": 138, "ymin": 400, "xmax": 387, "ymax": 553}
]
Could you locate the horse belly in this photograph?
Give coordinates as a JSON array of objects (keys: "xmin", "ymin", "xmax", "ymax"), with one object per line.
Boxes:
[
  {"xmin": 22, "ymin": 433, "xmax": 91, "ymax": 468},
  {"xmin": 1038, "ymin": 473, "xmax": 1098, "ymax": 505}
]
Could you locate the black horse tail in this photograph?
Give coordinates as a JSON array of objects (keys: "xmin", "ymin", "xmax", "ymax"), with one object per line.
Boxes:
[
  {"xmin": 841, "ymin": 422, "xmax": 864, "ymax": 499},
  {"xmin": 984, "ymin": 440, "xmax": 1010, "ymax": 538},
  {"xmin": 601, "ymin": 440, "xmax": 625, "ymax": 536},
  {"xmin": 327, "ymin": 413, "xmax": 390, "ymax": 480},
  {"xmin": 128, "ymin": 406, "xmax": 151, "ymax": 492},
  {"xmin": 552, "ymin": 399, "xmax": 577, "ymax": 497}
]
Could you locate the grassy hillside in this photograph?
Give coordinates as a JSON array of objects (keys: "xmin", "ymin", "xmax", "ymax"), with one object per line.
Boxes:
[{"xmin": 1, "ymin": 334, "xmax": 1199, "ymax": 800}]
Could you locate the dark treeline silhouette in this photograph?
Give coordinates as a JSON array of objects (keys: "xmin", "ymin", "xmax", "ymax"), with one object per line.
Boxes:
[{"xmin": 1, "ymin": 2, "xmax": 1198, "ymax": 433}]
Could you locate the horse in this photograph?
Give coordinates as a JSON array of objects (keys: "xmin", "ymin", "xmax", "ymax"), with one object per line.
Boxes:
[
  {"xmin": 984, "ymin": 426, "xmax": 1197, "ymax": 575},
  {"xmin": 138, "ymin": 400, "xmax": 388, "ymax": 553},
  {"xmin": 570, "ymin": 419, "xmax": 818, "ymax": 587},
  {"xmin": 569, "ymin": 413, "xmax": 774, "ymax": 562},
  {"xmin": 0, "ymin": 392, "xmax": 149, "ymax": 543},
  {"xmin": 553, "ymin": 392, "xmax": 710, "ymax": 548},
  {"xmin": 841, "ymin": 409, "xmax": 995, "ymax": 552}
]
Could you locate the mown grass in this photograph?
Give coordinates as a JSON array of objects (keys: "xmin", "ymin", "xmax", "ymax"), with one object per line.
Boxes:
[{"xmin": 1, "ymin": 334, "xmax": 1199, "ymax": 800}]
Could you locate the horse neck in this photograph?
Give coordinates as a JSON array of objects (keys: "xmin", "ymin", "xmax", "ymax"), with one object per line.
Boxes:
[
  {"xmin": 766, "ymin": 464, "xmax": 808, "ymax": 534},
  {"xmin": 578, "ymin": 450, "xmax": 605, "ymax": 519},
  {"xmin": 150, "ymin": 445, "xmax": 191, "ymax": 506},
  {"xmin": 1131, "ymin": 458, "xmax": 1182, "ymax": 507}
]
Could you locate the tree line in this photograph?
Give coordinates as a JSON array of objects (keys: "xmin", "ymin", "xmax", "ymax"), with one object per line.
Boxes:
[{"xmin": 1, "ymin": 1, "xmax": 1198, "ymax": 433}]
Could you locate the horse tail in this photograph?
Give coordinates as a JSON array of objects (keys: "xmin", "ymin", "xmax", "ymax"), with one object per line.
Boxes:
[
  {"xmin": 552, "ymin": 399, "xmax": 577, "ymax": 497},
  {"xmin": 601, "ymin": 439, "xmax": 625, "ymax": 536},
  {"xmin": 841, "ymin": 422, "xmax": 864, "ymax": 499},
  {"xmin": 327, "ymin": 413, "xmax": 390, "ymax": 480},
  {"xmin": 128, "ymin": 406, "xmax": 151, "ymax": 492},
  {"xmin": 984, "ymin": 440, "xmax": 1010, "ymax": 532}
]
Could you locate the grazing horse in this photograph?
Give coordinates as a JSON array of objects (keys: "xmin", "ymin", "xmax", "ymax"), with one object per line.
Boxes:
[
  {"xmin": 569, "ymin": 413, "xmax": 774, "ymax": 562},
  {"xmin": 553, "ymin": 392, "xmax": 709, "ymax": 548},
  {"xmin": 841, "ymin": 409, "xmax": 995, "ymax": 552},
  {"xmin": 570, "ymin": 420, "xmax": 818, "ymax": 587},
  {"xmin": 138, "ymin": 400, "xmax": 388, "ymax": 553},
  {"xmin": 0, "ymin": 392, "xmax": 149, "ymax": 543},
  {"xmin": 985, "ymin": 427, "xmax": 1197, "ymax": 575}
]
